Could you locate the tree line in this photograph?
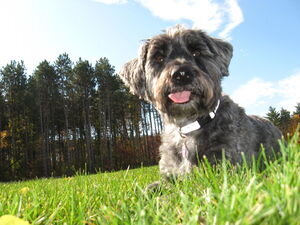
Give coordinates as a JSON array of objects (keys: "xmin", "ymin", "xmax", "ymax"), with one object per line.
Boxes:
[{"xmin": 0, "ymin": 54, "xmax": 162, "ymax": 181}]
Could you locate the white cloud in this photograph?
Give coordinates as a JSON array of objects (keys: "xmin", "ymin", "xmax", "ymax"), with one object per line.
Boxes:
[
  {"xmin": 91, "ymin": 0, "xmax": 244, "ymax": 39},
  {"xmin": 218, "ymin": 0, "xmax": 244, "ymax": 39},
  {"xmin": 93, "ymin": 0, "xmax": 127, "ymax": 4},
  {"xmin": 231, "ymin": 71, "xmax": 300, "ymax": 115},
  {"xmin": 136, "ymin": 0, "xmax": 244, "ymax": 39},
  {"xmin": 231, "ymin": 78, "xmax": 275, "ymax": 107},
  {"xmin": 277, "ymin": 72, "xmax": 300, "ymax": 111}
]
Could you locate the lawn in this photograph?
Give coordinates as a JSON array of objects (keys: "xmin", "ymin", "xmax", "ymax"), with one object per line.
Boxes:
[{"xmin": 0, "ymin": 133, "xmax": 299, "ymax": 225}]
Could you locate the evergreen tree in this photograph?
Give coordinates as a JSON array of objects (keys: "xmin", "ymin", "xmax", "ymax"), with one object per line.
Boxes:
[
  {"xmin": 293, "ymin": 103, "xmax": 300, "ymax": 115},
  {"xmin": 94, "ymin": 57, "xmax": 119, "ymax": 169},
  {"xmin": 54, "ymin": 53, "xmax": 74, "ymax": 173},
  {"xmin": 73, "ymin": 58, "xmax": 95, "ymax": 173},
  {"xmin": 33, "ymin": 60, "xmax": 59, "ymax": 177},
  {"xmin": 279, "ymin": 108, "xmax": 291, "ymax": 125},
  {"xmin": 266, "ymin": 106, "xmax": 280, "ymax": 127},
  {"xmin": 0, "ymin": 61, "xmax": 31, "ymax": 178},
  {"xmin": 279, "ymin": 108, "xmax": 291, "ymax": 136}
]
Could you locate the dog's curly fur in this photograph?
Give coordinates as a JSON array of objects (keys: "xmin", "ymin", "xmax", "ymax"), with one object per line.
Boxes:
[{"xmin": 119, "ymin": 25, "xmax": 282, "ymax": 179}]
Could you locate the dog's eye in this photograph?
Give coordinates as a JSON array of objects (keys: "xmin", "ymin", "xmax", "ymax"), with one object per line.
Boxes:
[
  {"xmin": 192, "ymin": 50, "xmax": 201, "ymax": 57},
  {"xmin": 155, "ymin": 55, "xmax": 165, "ymax": 63}
]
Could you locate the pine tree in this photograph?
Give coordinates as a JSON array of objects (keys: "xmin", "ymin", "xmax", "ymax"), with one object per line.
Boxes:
[
  {"xmin": 279, "ymin": 108, "xmax": 291, "ymax": 124},
  {"xmin": 0, "ymin": 61, "xmax": 30, "ymax": 178},
  {"xmin": 266, "ymin": 106, "xmax": 280, "ymax": 127},
  {"xmin": 73, "ymin": 58, "xmax": 95, "ymax": 173},
  {"xmin": 293, "ymin": 103, "xmax": 300, "ymax": 115},
  {"xmin": 279, "ymin": 108, "xmax": 291, "ymax": 136},
  {"xmin": 94, "ymin": 57, "xmax": 118, "ymax": 170},
  {"xmin": 33, "ymin": 60, "xmax": 59, "ymax": 177},
  {"xmin": 54, "ymin": 53, "xmax": 74, "ymax": 173}
]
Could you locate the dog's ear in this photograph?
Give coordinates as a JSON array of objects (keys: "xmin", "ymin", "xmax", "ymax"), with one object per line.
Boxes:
[
  {"xmin": 204, "ymin": 34, "xmax": 233, "ymax": 77},
  {"xmin": 118, "ymin": 41, "xmax": 149, "ymax": 99},
  {"xmin": 213, "ymin": 39, "xmax": 233, "ymax": 77}
]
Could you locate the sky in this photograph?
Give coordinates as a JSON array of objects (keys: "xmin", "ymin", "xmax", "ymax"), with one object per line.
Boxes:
[{"xmin": 0, "ymin": 0, "xmax": 299, "ymax": 116}]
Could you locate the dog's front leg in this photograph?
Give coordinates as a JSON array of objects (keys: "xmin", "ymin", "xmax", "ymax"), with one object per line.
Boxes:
[
  {"xmin": 159, "ymin": 143, "xmax": 193, "ymax": 179},
  {"xmin": 146, "ymin": 148, "xmax": 192, "ymax": 192}
]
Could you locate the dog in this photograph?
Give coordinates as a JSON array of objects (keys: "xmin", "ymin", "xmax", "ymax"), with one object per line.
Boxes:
[{"xmin": 119, "ymin": 25, "xmax": 282, "ymax": 180}]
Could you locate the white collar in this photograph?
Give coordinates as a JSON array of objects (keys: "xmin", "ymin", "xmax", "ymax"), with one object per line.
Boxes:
[{"xmin": 179, "ymin": 99, "xmax": 220, "ymax": 135}]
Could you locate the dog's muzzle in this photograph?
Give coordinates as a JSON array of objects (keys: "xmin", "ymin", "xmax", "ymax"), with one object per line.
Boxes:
[{"xmin": 171, "ymin": 65, "xmax": 194, "ymax": 85}]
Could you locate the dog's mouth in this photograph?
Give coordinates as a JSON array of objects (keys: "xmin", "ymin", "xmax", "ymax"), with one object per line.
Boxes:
[{"xmin": 168, "ymin": 90, "xmax": 192, "ymax": 104}]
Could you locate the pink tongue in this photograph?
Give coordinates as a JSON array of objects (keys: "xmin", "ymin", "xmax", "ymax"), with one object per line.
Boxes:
[{"xmin": 168, "ymin": 91, "xmax": 191, "ymax": 103}]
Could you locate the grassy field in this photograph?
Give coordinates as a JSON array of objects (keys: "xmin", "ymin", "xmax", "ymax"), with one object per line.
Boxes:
[{"xmin": 0, "ymin": 134, "xmax": 299, "ymax": 225}]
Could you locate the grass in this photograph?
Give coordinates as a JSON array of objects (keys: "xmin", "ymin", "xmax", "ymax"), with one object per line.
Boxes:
[{"xmin": 0, "ymin": 133, "xmax": 299, "ymax": 225}]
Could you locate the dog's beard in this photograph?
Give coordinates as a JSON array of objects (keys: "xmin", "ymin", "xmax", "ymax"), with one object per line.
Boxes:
[{"xmin": 168, "ymin": 97, "xmax": 201, "ymax": 121}]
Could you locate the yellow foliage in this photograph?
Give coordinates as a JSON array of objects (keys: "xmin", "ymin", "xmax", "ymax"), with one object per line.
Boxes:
[
  {"xmin": 0, "ymin": 130, "xmax": 9, "ymax": 148},
  {"xmin": 293, "ymin": 114, "xmax": 300, "ymax": 119},
  {"xmin": 0, "ymin": 130, "xmax": 8, "ymax": 138},
  {"xmin": 0, "ymin": 215, "xmax": 30, "ymax": 225}
]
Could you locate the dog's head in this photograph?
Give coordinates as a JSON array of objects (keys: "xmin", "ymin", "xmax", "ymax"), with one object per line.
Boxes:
[{"xmin": 119, "ymin": 25, "xmax": 233, "ymax": 124}]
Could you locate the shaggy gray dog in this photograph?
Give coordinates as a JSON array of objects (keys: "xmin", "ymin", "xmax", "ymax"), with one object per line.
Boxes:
[{"xmin": 119, "ymin": 26, "xmax": 282, "ymax": 180}]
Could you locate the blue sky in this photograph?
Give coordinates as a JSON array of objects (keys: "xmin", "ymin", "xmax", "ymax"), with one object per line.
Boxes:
[{"xmin": 0, "ymin": 0, "xmax": 299, "ymax": 116}]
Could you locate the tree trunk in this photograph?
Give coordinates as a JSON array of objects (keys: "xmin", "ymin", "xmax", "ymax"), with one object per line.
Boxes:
[
  {"xmin": 83, "ymin": 88, "xmax": 94, "ymax": 173},
  {"xmin": 64, "ymin": 102, "xmax": 71, "ymax": 172},
  {"xmin": 40, "ymin": 104, "xmax": 48, "ymax": 177},
  {"xmin": 106, "ymin": 94, "xmax": 114, "ymax": 170}
]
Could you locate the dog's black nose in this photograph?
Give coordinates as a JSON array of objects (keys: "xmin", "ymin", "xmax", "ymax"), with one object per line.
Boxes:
[{"xmin": 171, "ymin": 65, "xmax": 194, "ymax": 85}]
